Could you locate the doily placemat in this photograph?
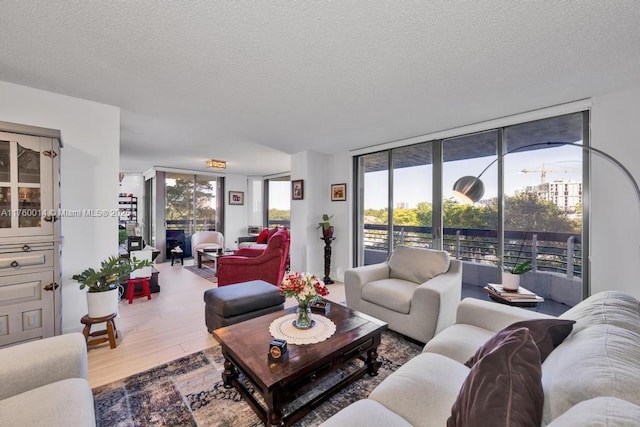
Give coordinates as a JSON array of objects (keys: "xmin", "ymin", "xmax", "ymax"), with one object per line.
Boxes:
[{"xmin": 269, "ymin": 313, "xmax": 336, "ymax": 345}]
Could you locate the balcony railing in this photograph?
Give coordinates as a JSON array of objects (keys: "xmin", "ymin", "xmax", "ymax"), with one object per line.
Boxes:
[{"xmin": 363, "ymin": 224, "xmax": 582, "ymax": 278}]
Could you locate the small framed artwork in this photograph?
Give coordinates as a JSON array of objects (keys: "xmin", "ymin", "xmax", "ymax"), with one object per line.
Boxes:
[
  {"xmin": 292, "ymin": 180, "xmax": 304, "ymax": 200},
  {"xmin": 229, "ymin": 191, "xmax": 244, "ymax": 205},
  {"xmin": 331, "ymin": 183, "xmax": 347, "ymax": 201}
]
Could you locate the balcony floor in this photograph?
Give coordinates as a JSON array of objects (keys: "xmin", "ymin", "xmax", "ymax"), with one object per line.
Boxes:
[{"xmin": 462, "ymin": 283, "xmax": 571, "ymax": 316}]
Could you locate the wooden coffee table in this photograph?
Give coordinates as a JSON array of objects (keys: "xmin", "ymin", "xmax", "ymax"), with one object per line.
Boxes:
[
  {"xmin": 213, "ymin": 303, "xmax": 387, "ymax": 426},
  {"xmin": 196, "ymin": 248, "xmax": 233, "ymax": 268}
]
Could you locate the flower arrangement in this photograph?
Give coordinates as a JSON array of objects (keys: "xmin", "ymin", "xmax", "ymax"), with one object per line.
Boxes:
[{"xmin": 280, "ymin": 272, "xmax": 329, "ymax": 306}]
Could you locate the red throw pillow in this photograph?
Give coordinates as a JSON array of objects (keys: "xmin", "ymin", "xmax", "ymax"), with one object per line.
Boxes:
[
  {"xmin": 256, "ymin": 229, "xmax": 269, "ymax": 244},
  {"xmin": 448, "ymin": 327, "xmax": 544, "ymax": 427}
]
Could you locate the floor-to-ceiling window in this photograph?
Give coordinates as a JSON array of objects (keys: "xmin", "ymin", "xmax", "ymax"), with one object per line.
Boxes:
[
  {"xmin": 265, "ymin": 176, "xmax": 291, "ymax": 228},
  {"xmin": 165, "ymin": 173, "xmax": 219, "ymax": 257},
  {"xmin": 443, "ymin": 130, "xmax": 499, "ymax": 263},
  {"xmin": 393, "ymin": 143, "xmax": 434, "ymax": 249},
  {"xmin": 355, "ymin": 112, "xmax": 585, "ymax": 300},
  {"xmin": 356, "ymin": 151, "xmax": 389, "ymax": 265}
]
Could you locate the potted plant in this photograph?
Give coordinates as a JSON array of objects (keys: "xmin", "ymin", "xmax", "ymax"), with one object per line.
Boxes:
[
  {"xmin": 316, "ymin": 213, "xmax": 334, "ymax": 239},
  {"xmin": 501, "ymin": 235, "xmax": 533, "ymax": 291},
  {"xmin": 73, "ymin": 255, "xmax": 152, "ymax": 317}
]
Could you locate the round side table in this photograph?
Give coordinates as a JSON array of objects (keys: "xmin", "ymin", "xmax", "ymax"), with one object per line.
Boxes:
[{"xmin": 81, "ymin": 313, "xmax": 118, "ymax": 349}]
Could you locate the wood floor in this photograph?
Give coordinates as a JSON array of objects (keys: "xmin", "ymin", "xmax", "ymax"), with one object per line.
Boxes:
[{"xmin": 87, "ymin": 260, "xmax": 346, "ymax": 388}]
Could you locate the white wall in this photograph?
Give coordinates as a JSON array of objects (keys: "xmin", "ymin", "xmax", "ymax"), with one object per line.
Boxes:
[
  {"xmin": 289, "ymin": 151, "xmax": 352, "ymax": 281},
  {"xmin": 325, "ymin": 153, "xmax": 352, "ymax": 281},
  {"xmin": 246, "ymin": 177, "xmax": 264, "ymax": 227},
  {"xmin": 590, "ymin": 85, "xmax": 640, "ymax": 299},
  {"xmin": 290, "ymin": 152, "xmax": 311, "ymax": 273},
  {"xmin": 224, "ymin": 174, "xmax": 248, "ymax": 250},
  {"xmin": 0, "ymin": 80, "xmax": 120, "ymax": 333}
]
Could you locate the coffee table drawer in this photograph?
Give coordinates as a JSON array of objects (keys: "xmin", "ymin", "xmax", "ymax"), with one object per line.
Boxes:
[
  {"xmin": 287, "ymin": 361, "xmax": 333, "ymax": 392},
  {"xmin": 342, "ymin": 337, "xmax": 374, "ymax": 362}
]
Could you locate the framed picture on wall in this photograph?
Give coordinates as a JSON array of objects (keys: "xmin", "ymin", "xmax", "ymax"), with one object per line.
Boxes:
[
  {"xmin": 331, "ymin": 183, "xmax": 347, "ymax": 201},
  {"xmin": 292, "ymin": 180, "xmax": 304, "ymax": 200},
  {"xmin": 229, "ymin": 191, "xmax": 244, "ymax": 205}
]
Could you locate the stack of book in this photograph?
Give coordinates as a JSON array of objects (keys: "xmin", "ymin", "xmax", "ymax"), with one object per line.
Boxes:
[{"xmin": 484, "ymin": 283, "xmax": 544, "ymax": 303}]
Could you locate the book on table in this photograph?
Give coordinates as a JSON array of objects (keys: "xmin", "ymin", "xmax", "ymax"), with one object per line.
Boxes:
[{"xmin": 484, "ymin": 283, "xmax": 544, "ymax": 303}]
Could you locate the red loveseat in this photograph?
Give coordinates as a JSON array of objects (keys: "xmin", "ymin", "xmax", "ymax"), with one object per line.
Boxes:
[{"xmin": 217, "ymin": 229, "xmax": 290, "ymax": 287}]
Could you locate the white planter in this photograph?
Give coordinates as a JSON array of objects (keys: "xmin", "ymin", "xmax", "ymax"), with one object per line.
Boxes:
[
  {"xmin": 501, "ymin": 271, "xmax": 521, "ymax": 291},
  {"xmin": 86, "ymin": 288, "xmax": 120, "ymax": 318}
]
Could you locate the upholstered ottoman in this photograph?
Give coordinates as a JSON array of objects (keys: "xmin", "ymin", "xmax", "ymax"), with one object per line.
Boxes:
[{"xmin": 204, "ymin": 280, "xmax": 285, "ymax": 332}]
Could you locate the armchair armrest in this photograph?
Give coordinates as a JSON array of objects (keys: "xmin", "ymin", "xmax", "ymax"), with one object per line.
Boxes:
[
  {"xmin": 344, "ymin": 263, "xmax": 390, "ymax": 308},
  {"xmin": 455, "ymin": 297, "xmax": 554, "ymax": 332},
  {"xmin": 0, "ymin": 333, "xmax": 88, "ymax": 400},
  {"xmin": 412, "ymin": 259, "xmax": 463, "ymax": 338}
]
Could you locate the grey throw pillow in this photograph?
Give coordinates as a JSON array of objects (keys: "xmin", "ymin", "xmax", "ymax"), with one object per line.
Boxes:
[{"xmin": 388, "ymin": 245, "xmax": 450, "ymax": 283}]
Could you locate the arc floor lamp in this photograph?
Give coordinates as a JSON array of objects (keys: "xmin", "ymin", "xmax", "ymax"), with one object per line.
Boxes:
[{"xmin": 452, "ymin": 141, "xmax": 640, "ymax": 209}]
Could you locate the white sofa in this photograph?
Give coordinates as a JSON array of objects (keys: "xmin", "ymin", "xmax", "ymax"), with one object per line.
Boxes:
[
  {"xmin": 0, "ymin": 333, "xmax": 96, "ymax": 427},
  {"xmin": 322, "ymin": 291, "xmax": 640, "ymax": 426},
  {"xmin": 345, "ymin": 245, "xmax": 462, "ymax": 343}
]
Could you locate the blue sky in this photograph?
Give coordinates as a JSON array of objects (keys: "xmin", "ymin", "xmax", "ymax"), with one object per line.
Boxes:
[{"xmin": 365, "ymin": 145, "xmax": 582, "ymax": 209}]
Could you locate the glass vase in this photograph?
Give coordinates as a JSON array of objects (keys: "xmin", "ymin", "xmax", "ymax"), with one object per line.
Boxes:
[{"xmin": 294, "ymin": 303, "xmax": 313, "ymax": 329}]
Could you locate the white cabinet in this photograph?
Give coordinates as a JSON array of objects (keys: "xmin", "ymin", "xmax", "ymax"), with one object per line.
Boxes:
[{"xmin": 0, "ymin": 126, "xmax": 60, "ymax": 347}]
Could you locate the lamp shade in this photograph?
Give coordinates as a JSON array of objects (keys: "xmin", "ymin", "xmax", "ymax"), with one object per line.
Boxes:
[{"xmin": 452, "ymin": 176, "xmax": 485, "ymax": 203}]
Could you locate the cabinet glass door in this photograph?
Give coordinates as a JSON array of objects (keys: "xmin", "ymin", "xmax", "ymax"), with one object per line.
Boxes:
[
  {"xmin": 0, "ymin": 133, "xmax": 53, "ymax": 237},
  {"xmin": 0, "ymin": 140, "xmax": 11, "ymax": 229}
]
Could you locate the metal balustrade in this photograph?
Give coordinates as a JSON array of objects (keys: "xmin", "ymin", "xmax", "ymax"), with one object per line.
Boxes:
[{"xmin": 363, "ymin": 224, "xmax": 582, "ymax": 278}]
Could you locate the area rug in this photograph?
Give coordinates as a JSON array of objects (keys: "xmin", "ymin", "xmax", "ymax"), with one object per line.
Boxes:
[
  {"xmin": 184, "ymin": 264, "xmax": 217, "ymax": 284},
  {"xmin": 93, "ymin": 330, "xmax": 422, "ymax": 426}
]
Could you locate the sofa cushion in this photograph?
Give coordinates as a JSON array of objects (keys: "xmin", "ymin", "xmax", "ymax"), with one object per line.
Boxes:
[
  {"xmin": 448, "ymin": 327, "xmax": 544, "ymax": 427},
  {"xmin": 319, "ymin": 399, "xmax": 412, "ymax": 427},
  {"xmin": 559, "ymin": 290, "xmax": 640, "ymax": 335},
  {"xmin": 546, "ymin": 397, "xmax": 640, "ymax": 427},
  {"xmin": 541, "ymin": 324, "xmax": 640, "ymax": 424},
  {"xmin": 369, "ymin": 353, "xmax": 469, "ymax": 427},
  {"xmin": 0, "ymin": 378, "xmax": 95, "ymax": 427},
  {"xmin": 423, "ymin": 324, "xmax": 496, "ymax": 364},
  {"xmin": 388, "ymin": 245, "xmax": 450, "ymax": 284},
  {"xmin": 465, "ymin": 318, "xmax": 575, "ymax": 367},
  {"xmin": 362, "ymin": 278, "xmax": 418, "ymax": 314}
]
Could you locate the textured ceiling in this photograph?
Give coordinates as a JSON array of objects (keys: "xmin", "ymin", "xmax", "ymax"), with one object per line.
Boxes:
[{"xmin": 1, "ymin": 1, "xmax": 640, "ymax": 175}]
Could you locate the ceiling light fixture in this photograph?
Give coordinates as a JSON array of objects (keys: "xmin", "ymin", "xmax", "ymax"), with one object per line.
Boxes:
[{"xmin": 205, "ymin": 159, "xmax": 226, "ymax": 169}]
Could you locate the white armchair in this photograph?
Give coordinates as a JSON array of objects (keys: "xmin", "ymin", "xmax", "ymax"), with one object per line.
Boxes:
[
  {"xmin": 345, "ymin": 245, "xmax": 462, "ymax": 343},
  {"xmin": 191, "ymin": 231, "xmax": 224, "ymax": 256}
]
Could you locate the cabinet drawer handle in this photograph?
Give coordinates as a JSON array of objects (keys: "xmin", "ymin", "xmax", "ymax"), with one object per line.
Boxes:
[
  {"xmin": 310, "ymin": 373, "xmax": 317, "ymax": 382},
  {"xmin": 22, "ymin": 244, "xmax": 31, "ymax": 252},
  {"xmin": 44, "ymin": 283, "xmax": 59, "ymax": 291},
  {"xmin": 10, "ymin": 260, "xmax": 20, "ymax": 268}
]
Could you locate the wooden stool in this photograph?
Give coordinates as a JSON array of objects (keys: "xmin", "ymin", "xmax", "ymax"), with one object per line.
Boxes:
[
  {"xmin": 81, "ymin": 313, "xmax": 118, "ymax": 349},
  {"xmin": 126, "ymin": 277, "xmax": 151, "ymax": 303}
]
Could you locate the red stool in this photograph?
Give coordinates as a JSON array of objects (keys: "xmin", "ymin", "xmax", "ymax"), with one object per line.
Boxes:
[{"xmin": 126, "ymin": 277, "xmax": 151, "ymax": 304}]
